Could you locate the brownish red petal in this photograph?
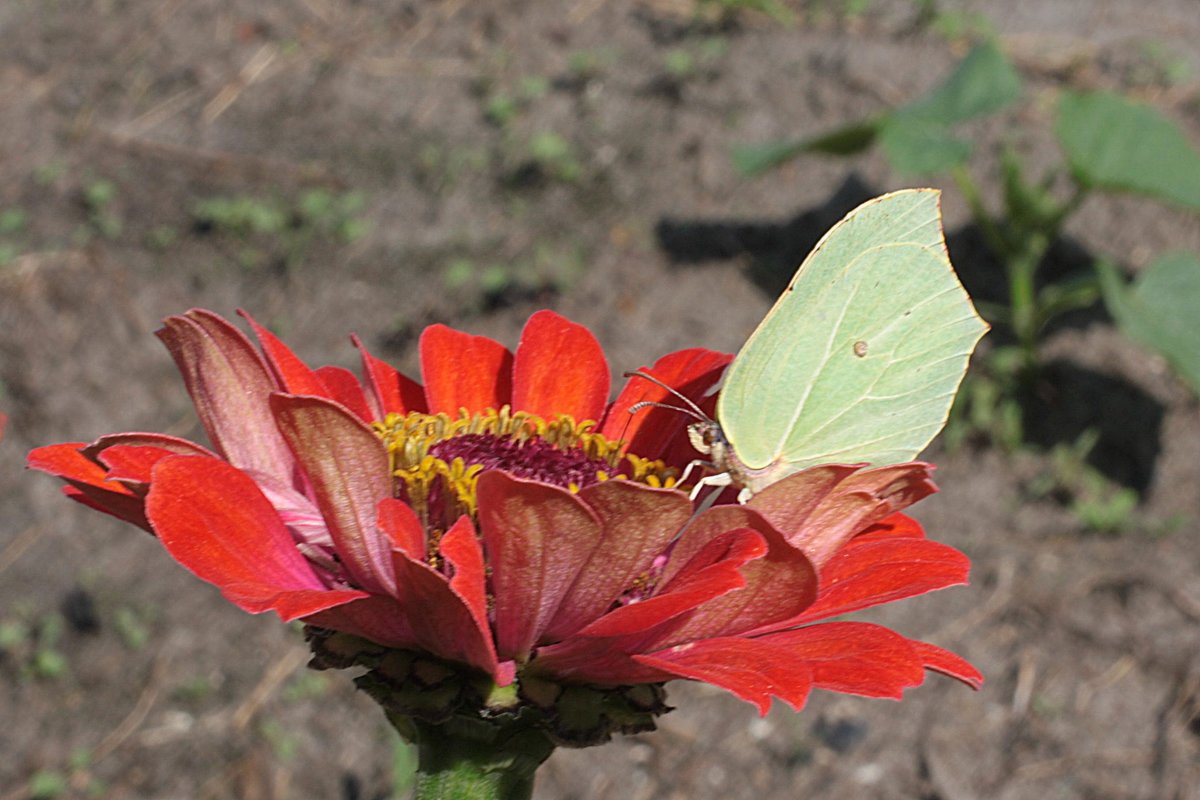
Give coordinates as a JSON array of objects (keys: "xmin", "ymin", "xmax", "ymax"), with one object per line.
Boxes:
[
  {"xmin": 156, "ymin": 310, "xmax": 295, "ymax": 484},
  {"xmin": 269, "ymin": 393, "xmax": 395, "ymax": 596},
  {"xmin": 542, "ymin": 480, "xmax": 693, "ymax": 641},
  {"xmin": 476, "ymin": 471, "xmax": 602, "ymax": 662}
]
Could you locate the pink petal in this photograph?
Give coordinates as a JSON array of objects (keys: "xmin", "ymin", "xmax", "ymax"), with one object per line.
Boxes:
[
  {"xmin": 269, "ymin": 393, "xmax": 395, "ymax": 595},
  {"xmin": 759, "ymin": 463, "xmax": 937, "ymax": 568},
  {"xmin": 314, "ymin": 365, "xmax": 375, "ymax": 424},
  {"xmin": 745, "ymin": 464, "xmax": 860, "ymax": 536},
  {"xmin": 156, "ymin": 310, "xmax": 295, "ymax": 484},
  {"xmin": 634, "ymin": 637, "xmax": 816, "ymax": 714},
  {"xmin": 543, "ymin": 481, "xmax": 693, "ymax": 641},
  {"xmin": 146, "ymin": 455, "xmax": 367, "ymax": 620},
  {"xmin": 419, "ymin": 324, "xmax": 513, "ymax": 414},
  {"xmin": 353, "ymin": 334, "xmax": 426, "ymax": 418},
  {"xmin": 81, "ymin": 432, "xmax": 217, "ymax": 463},
  {"xmin": 511, "ymin": 310, "xmax": 609, "ymax": 422},
  {"xmin": 239, "ymin": 309, "xmax": 330, "ymax": 397},
  {"xmin": 601, "ymin": 348, "xmax": 732, "ymax": 460},
  {"xmin": 476, "ymin": 471, "xmax": 602, "ymax": 661}
]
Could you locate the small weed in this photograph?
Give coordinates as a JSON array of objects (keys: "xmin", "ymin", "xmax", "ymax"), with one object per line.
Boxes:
[
  {"xmin": 0, "ymin": 208, "xmax": 27, "ymax": 235},
  {"xmin": 34, "ymin": 159, "xmax": 67, "ymax": 186},
  {"xmin": 82, "ymin": 178, "xmax": 122, "ymax": 240},
  {"xmin": 144, "ymin": 224, "xmax": 179, "ymax": 251},
  {"xmin": 1025, "ymin": 430, "xmax": 1139, "ymax": 534},
  {"xmin": 192, "ymin": 189, "xmax": 369, "ymax": 272},
  {"xmin": 664, "ymin": 49, "xmax": 695, "ymax": 79},
  {"xmin": 172, "ymin": 675, "xmax": 214, "ymax": 704},
  {"xmin": 528, "ymin": 132, "xmax": 581, "ymax": 183},
  {"xmin": 28, "ymin": 770, "xmax": 68, "ymax": 800},
  {"xmin": 259, "ymin": 718, "xmax": 301, "ymax": 762},
  {"xmin": 1133, "ymin": 41, "xmax": 1192, "ymax": 87},
  {"xmin": 485, "ymin": 93, "xmax": 519, "ymax": 127},
  {"xmin": 113, "ymin": 606, "xmax": 151, "ymax": 650},
  {"xmin": 282, "ymin": 670, "xmax": 329, "ymax": 703}
]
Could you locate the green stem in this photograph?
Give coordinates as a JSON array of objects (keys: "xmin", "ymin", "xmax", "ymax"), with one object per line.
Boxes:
[
  {"xmin": 404, "ymin": 715, "xmax": 556, "ymax": 800},
  {"xmin": 952, "ymin": 164, "xmax": 1009, "ymax": 260}
]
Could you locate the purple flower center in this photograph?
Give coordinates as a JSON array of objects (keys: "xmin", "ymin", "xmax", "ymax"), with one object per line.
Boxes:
[{"xmin": 430, "ymin": 433, "xmax": 612, "ymax": 490}]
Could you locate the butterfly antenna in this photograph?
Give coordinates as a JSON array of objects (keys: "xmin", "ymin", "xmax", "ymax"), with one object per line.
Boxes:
[
  {"xmin": 627, "ymin": 399, "xmax": 707, "ymax": 422},
  {"xmin": 623, "ymin": 370, "xmax": 711, "ymax": 421}
]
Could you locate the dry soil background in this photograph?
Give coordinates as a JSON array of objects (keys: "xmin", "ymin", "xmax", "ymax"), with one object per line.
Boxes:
[{"xmin": 2, "ymin": 2, "xmax": 1200, "ymax": 799}]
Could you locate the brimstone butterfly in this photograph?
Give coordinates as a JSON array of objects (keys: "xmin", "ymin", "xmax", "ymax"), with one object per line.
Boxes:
[{"xmin": 660, "ymin": 189, "xmax": 988, "ymax": 501}]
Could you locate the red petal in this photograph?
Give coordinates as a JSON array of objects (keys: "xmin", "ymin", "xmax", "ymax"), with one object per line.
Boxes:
[
  {"xmin": 512, "ymin": 310, "xmax": 609, "ymax": 422},
  {"xmin": 909, "ymin": 640, "xmax": 984, "ymax": 689},
  {"xmin": 98, "ymin": 444, "xmax": 195, "ymax": 487},
  {"xmin": 27, "ymin": 443, "xmax": 150, "ymax": 530},
  {"xmin": 239, "ymin": 310, "xmax": 330, "ymax": 397},
  {"xmin": 353, "ymin": 334, "xmax": 426, "ymax": 418},
  {"xmin": 389, "ymin": 540, "xmax": 501, "ymax": 679},
  {"xmin": 543, "ymin": 481, "xmax": 693, "ymax": 640},
  {"xmin": 314, "ymin": 365, "xmax": 375, "ymax": 423},
  {"xmin": 156, "ymin": 310, "xmax": 295, "ymax": 484},
  {"xmin": 439, "ymin": 515, "xmax": 493, "ymax": 649},
  {"xmin": 419, "ymin": 324, "xmax": 513, "ymax": 414},
  {"xmin": 270, "ymin": 394, "xmax": 395, "ymax": 595},
  {"xmin": 634, "ymin": 637, "xmax": 815, "ymax": 714},
  {"xmin": 376, "ymin": 498, "xmax": 426, "ymax": 557},
  {"xmin": 758, "ymin": 622, "xmax": 926, "ymax": 699},
  {"xmin": 476, "ymin": 471, "xmax": 601, "ymax": 661},
  {"xmin": 854, "ymin": 512, "xmax": 926, "ymax": 542},
  {"xmin": 146, "ymin": 455, "xmax": 367, "ymax": 620},
  {"xmin": 601, "ymin": 348, "xmax": 732, "ymax": 460},
  {"xmin": 790, "ymin": 538, "xmax": 970, "ymax": 625}
]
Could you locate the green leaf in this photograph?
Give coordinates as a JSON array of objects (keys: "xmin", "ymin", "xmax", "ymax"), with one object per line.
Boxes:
[
  {"xmin": 898, "ymin": 40, "xmax": 1023, "ymax": 125},
  {"xmin": 1057, "ymin": 91, "xmax": 1200, "ymax": 209},
  {"xmin": 881, "ymin": 40, "xmax": 1022, "ymax": 174},
  {"xmin": 1099, "ymin": 253, "xmax": 1200, "ymax": 394},
  {"xmin": 731, "ymin": 121, "xmax": 879, "ymax": 176},
  {"xmin": 879, "ymin": 120, "xmax": 972, "ymax": 174}
]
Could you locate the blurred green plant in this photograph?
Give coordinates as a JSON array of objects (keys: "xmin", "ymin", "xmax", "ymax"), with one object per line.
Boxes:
[
  {"xmin": 192, "ymin": 189, "xmax": 367, "ymax": 271},
  {"xmin": 1024, "ymin": 431, "xmax": 1139, "ymax": 534},
  {"xmin": 442, "ymin": 243, "xmax": 586, "ymax": 313},
  {"xmin": 83, "ymin": 178, "xmax": 123, "ymax": 240}
]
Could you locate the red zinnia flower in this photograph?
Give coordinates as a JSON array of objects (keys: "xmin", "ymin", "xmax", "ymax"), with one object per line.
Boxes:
[{"xmin": 29, "ymin": 308, "xmax": 980, "ymax": 728}]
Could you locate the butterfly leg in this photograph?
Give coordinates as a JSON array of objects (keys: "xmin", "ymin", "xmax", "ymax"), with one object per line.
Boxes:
[
  {"xmin": 678, "ymin": 458, "xmax": 714, "ymax": 488},
  {"xmin": 688, "ymin": 471, "xmax": 732, "ymax": 501}
]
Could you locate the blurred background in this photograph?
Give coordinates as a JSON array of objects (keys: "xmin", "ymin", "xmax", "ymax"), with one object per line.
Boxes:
[{"xmin": 2, "ymin": 1, "xmax": 1200, "ymax": 798}]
